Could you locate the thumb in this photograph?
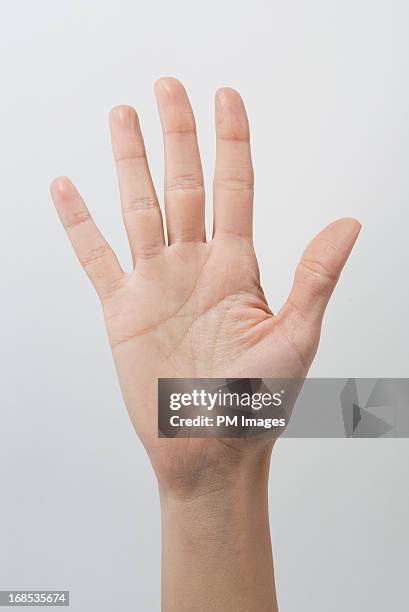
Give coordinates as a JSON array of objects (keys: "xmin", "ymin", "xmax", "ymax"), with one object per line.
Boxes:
[{"xmin": 278, "ymin": 218, "xmax": 361, "ymax": 362}]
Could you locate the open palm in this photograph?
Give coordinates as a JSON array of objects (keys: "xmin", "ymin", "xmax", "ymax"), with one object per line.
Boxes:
[{"xmin": 51, "ymin": 78, "xmax": 360, "ymax": 492}]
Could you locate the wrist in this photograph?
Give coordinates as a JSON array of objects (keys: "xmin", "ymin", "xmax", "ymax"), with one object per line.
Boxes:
[{"xmin": 156, "ymin": 440, "xmax": 273, "ymax": 504}]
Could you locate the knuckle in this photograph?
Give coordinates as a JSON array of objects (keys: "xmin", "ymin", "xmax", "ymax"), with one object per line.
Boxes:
[
  {"xmin": 99, "ymin": 275, "xmax": 127, "ymax": 302},
  {"xmin": 299, "ymin": 259, "xmax": 337, "ymax": 282},
  {"xmin": 166, "ymin": 173, "xmax": 204, "ymax": 193},
  {"xmin": 214, "ymin": 175, "xmax": 254, "ymax": 193},
  {"xmin": 65, "ymin": 210, "xmax": 91, "ymax": 230},
  {"xmin": 297, "ymin": 259, "xmax": 338, "ymax": 288},
  {"xmin": 80, "ymin": 244, "xmax": 113, "ymax": 268},
  {"xmin": 163, "ymin": 116, "xmax": 196, "ymax": 137},
  {"xmin": 163, "ymin": 126, "xmax": 196, "ymax": 136},
  {"xmin": 115, "ymin": 150, "xmax": 146, "ymax": 163},
  {"xmin": 136, "ymin": 243, "xmax": 164, "ymax": 260},
  {"xmin": 218, "ymin": 133, "xmax": 250, "ymax": 143},
  {"xmin": 123, "ymin": 196, "xmax": 159, "ymax": 212}
]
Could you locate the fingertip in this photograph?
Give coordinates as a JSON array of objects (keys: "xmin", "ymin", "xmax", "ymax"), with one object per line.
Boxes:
[
  {"xmin": 335, "ymin": 217, "xmax": 361, "ymax": 229},
  {"xmin": 154, "ymin": 77, "xmax": 185, "ymax": 102},
  {"xmin": 214, "ymin": 87, "xmax": 250, "ymax": 140},
  {"xmin": 109, "ymin": 105, "xmax": 138, "ymax": 129},
  {"xmin": 50, "ymin": 176, "xmax": 75, "ymax": 199},
  {"xmin": 328, "ymin": 217, "xmax": 362, "ymax": 244},
  {"xmin": 344, "ymin": 217, "xmax": 362, "ymax": 233},
  {"xmin": 215, "ymin": 87, "xmax": 244, "ymax": 109},
  {"xmin": 155, "ymin": 76, "xmax": 181, "ymax": 88}
]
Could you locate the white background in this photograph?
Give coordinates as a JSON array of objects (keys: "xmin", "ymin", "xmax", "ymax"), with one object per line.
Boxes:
[{"xmin": 1, "ymin": 1, "xmax": 408, "ymax": 610}]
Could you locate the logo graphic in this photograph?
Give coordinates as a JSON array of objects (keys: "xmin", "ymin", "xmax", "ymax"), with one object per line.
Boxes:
[{"xmin": 340, "ymin": 379, "xmax": 408, "ymax": 438}]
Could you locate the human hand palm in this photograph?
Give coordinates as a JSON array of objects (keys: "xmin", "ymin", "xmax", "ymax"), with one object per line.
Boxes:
[{"xmin": 51, "ymin": 78, "xmax": 360, "ymax": 492}]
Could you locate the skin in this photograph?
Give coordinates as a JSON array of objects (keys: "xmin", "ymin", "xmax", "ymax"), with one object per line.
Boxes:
[{"xmin": 51, "ymin": 77, "xmax": 361, "ymax": 611}]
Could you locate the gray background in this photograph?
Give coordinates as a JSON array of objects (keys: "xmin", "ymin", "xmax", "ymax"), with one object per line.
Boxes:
[{"xmin": 1, "ymin": 0, "xmax": 408, "ymax": 610}]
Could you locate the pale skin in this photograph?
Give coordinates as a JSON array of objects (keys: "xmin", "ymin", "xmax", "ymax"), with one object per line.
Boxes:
[{"xmin": 51, "ymin": 77, "xmax": 361, "ymax": 612}]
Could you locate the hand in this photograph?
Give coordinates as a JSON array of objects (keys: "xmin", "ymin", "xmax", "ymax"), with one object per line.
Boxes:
[{"xmin": 51, "ymin": 78, "xmax": 360, "ymax": 499}]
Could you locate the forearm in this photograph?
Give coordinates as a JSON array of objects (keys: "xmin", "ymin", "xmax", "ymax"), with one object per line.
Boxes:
[{"xmin": 159, "ymin": 450, "xmax": 278, "ymax": 612}]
